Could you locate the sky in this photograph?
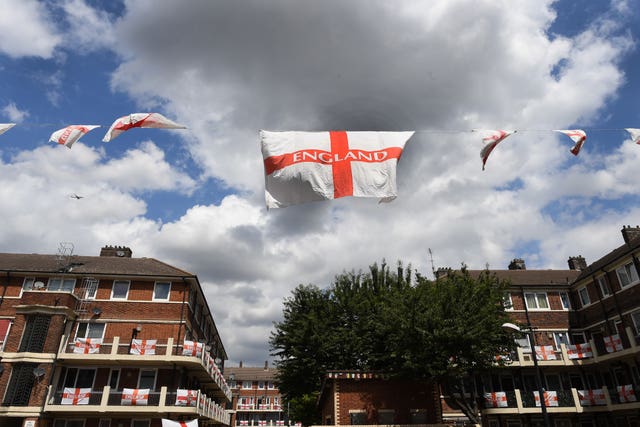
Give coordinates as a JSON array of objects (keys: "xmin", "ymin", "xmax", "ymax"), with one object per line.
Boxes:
[{"xmin": 1, "ymin": 0, "xmax": 639, "ymax": 366}]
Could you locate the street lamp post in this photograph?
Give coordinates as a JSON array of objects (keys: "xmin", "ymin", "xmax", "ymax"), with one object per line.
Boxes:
[{"xmin": 502, "ymin": 323, "xmax": 551, "ymax": 427}]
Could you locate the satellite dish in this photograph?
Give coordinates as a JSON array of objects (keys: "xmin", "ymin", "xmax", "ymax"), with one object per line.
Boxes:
[
  {"xmin": 33, "ymin": 367, "xmax": 46, "ymax": 378},
  {"xmin": 33, "ymin": 281, "xmax": 45, "ymax": 290}
]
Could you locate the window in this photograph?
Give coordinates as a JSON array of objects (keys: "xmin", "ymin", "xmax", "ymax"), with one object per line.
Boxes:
[
  {"xmin": 230, "ymin": 380, "xmax": 237, "ymax": 389},
  {"xmin": 553, "ymin": 332, "xmax": 570, "ymax": 349},
  {"xmin": 504, "ymin": 293, "xmax": 513, "ymax": 310},
  {"xmin": 559, "ymin": 292, "xmax": 571, "ymax": 310},
  {"xmin": 19, "ymin": 315, "xmax": 51, "ymax": 352},
  {"xmin": 0, "ymin": 319, "xmax": 12, "ymax": 350},
  {"xmin": 350, "ymin": 411, "xmax": 367, "ymax": 425},
  {"xmin": 3, "ymin": 363, "xmax": 37, "ymax": 405},
  {"xmin": 22, "ymin": 277, "xmax": 35, "ymax": 291},
  {"xmin": 616, "ymin": 261, "xmax": 639, "ymax": 288},
  {"xmin": 410, "ymin": 410, "xmax": 427, "ymax": 424},
  {"xmin": 571, "ymin": 332, "xmax": 587, "ymax": 344},
  {"xmin": 631, "ymin": 310, "xmax": 640, "ymax": 336},
  {"xmin": 597, "ymin": 276, "xmax": 612, "ymax": 297},
  {"xmin": 48, "ymin": 277, "xmax": 76, "ymax": 292},
  {"xmin": 578, "ymin": 287, "xmax": 591, "ymax": 306},
  {"xmin": 258, "ymin": 381, "xmax": 265, "ymax": 389},
  {"xmin": 153, "ymin": 282, "xmax": 171, "ymax": 300},
  {"xmin": 524, "ymin": 292, "xmax": 549, "ymax": 310},
  {"xmin": 61, "ymin": 368, "xmax": 96, "ymax": 389},
  {"xmin": 378, "ymin": 410, "xmax": 395, "ymax": 424},
  {"xmin": 138, "ymin": 369, "xmax": 156, "ymax": 390},
  {"xmin": 76, "ymin": 322, "xmax": 105, "ymax": 339},
  {"xmin": 131, "ymin": 421, "xmax": 150, "ymax": 427},
  {"xmin": 99, "ymin": 420, "xmax": 111, "ymax": 427},
  {"xmin": 268, "ymin": 381, "xmax": 275, "ymax": 389},
  {"xmin": 242, "ymin": 381, "xmax": 252, "ymax": 389},
  {"xmin": 109, "ymin": 369, "xmax": 120, "ymax": 390},
  {"xmin": 54, "ymin": 421, "xmax": 85, "ymax": 427},
  {"xmin": 111, "ymin": 280, "xmax": 130, "ymax": 299},
  {"xmin": 515, "ymin": 337, "xmax": 531, "ymax": 353},
  {"xmin": 84, "ymin": 279, "xmax": 99, "ymax": 299}
]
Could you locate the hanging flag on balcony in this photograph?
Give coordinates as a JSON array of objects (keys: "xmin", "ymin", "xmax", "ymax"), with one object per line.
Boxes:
[
  {"xmin": 240, "ymin": 421, "xmax": 249, "ymax": 426},
  {"xmin": 73, "ymin": 337, "xmax": 102, "ymax": 354},
  {"xmin": 483, "ymin": 391, "xmax": 508, "ymax": 408},
  {"xmin": 162, "ymin": 420, "xmax": 198, "ymax": 427},
  {"xmin": 130, "ymin": 339, "xmax": 157, "ymax": 355},
  {"xmin": 534, "ymin": 390, "xmax": 558, "ymax": 407},
  {"xmin": 567, "ymin": 343, "xmax": 593, "ymax": 359},
  {"xmin": 259, "ymin": 421, "xmax": 267, "ymax": 426},
  {"xmin": 176, "ymin": 389, "xmax": 198, "ymax": 407},
  {"xmin": 604, "ymin": 334, "xmax": 623, "ymax": 353},
  {"xmin": 578, "ymin": 389, "xmax": 606, "ymax": 406},
  {"xmin": 534, "ymin": 345, "xmax": 557, "ymax": 360},
  {"xmin": 617, "ymin": 385, "xmax": 637, "ymax": 403},
  {"xmin": 61, "ymin": 387, "xmax": 91, "ymax": 405},
  {"xmin": 121, "ymin": 388, "xmax": 149, "ymax": 405},
  {"xmin": 182, "ymin": 339, "xmax": 203, "ymax": 357}
]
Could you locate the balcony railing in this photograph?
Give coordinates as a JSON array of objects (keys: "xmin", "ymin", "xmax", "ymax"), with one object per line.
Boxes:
[
  {"xmin": 45, "ymin": 385, "xmax": 230, "ymax": 425},
  {"xmin": 57, "ymin": 335, "xmax": 232, "ymax": 402},
  {"xmin": 236, "ymin": 403, "xmax": 283, "ymax": 411},
  {"xmin": 481, "ymin": 387, "xmax": 640, "ymax": 414}
]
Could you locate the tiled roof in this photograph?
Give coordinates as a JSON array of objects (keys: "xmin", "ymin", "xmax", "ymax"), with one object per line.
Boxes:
[
  {"xmin": 224, "ymin": 366, "xmax": 277, "ymax": 381},
  {"xmin": 0, "ymin": 252, "xmax": 194, "ymax": 277},
  {"xmin": 574, "ymin": 236, "xmax": 640, "ymax": 281},
  {"xmin": 466, "ymin": 269, "xmax": 580, "ymax": 286}
]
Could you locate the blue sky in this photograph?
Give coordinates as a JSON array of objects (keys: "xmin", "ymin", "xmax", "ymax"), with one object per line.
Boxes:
[{"xmin": 1, "ymin": 0, "xmax": 639, "ymax": 365}]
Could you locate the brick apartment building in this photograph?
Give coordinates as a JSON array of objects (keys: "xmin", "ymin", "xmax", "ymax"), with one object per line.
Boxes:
[
  {"xmin": 0, "ymin": 244, "xmax": 231, "ymax": 427},
  {"xmin": 224, "ymin": 363, "xmax": 285, "ymax": 427},
  {"xmin": 468, "ymin": 226, "xmax": 640, "ymax": 427}
]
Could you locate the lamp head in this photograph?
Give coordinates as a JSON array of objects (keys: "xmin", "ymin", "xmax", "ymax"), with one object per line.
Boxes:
[{"xmin": 501, "ymin": 322, "xmax": 521, "ymax": 333}]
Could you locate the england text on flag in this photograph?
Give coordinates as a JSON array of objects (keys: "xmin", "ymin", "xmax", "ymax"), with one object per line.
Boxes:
[{"xmin": 261, "ymin": 131, "xmax": 414, "ymax": 208}]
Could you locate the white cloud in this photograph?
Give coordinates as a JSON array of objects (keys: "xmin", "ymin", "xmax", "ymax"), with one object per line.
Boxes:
[
  {"xmin": 0, "ymin": 0, "xmax": 62, "ymax": 58},
  {"xmin": 2, "ymin": 102, "xmax": 29, "ymax": 123},
  {"xmin": 60, "ymin": 0, "xmax": 117, "ymax": 52}
]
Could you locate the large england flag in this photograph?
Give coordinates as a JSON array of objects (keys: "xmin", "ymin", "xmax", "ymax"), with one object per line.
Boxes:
[
  {"xmin": 162, "ymin": 420, "xmax": 198, "ymax": 427},
  {"xmin": 261, "ymin": 130, "xmax": 414, "ymax": 208}
]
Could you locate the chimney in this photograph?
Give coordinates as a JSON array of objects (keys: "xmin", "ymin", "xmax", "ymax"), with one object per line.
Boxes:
[
  {"xmin": 567, "ymin": 255, "xmax": 587, "ymax": 271},
  {"xmin": 621, "ymin": 225, "xmax": 640, "ymax": 244},
  {"xmin": 239, "ymin": 361, "xmax": 243, "ymax": 368},
  {"xmin": 435, "ymin": 267, "xmax": 450, "ymax": 279},
  {"xmin": 508, "ymin": 258, "xmax": 526, "ymax": 270},
  {"xmin": 99, "ymin": 245, "xmax": 132, "ymax": 258},
  {"xmin": 264, "ymin": 361, "xmax": 268, "ymax": 370}
]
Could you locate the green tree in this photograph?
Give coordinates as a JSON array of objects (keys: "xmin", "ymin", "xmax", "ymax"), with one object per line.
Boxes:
[{"xmin": 270, "ymin": 262, "xmax": 514, "ymax": 425}]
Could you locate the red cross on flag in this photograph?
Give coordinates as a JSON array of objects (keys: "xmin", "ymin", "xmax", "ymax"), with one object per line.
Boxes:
[
  {"xmin": 73, "ymin": 338, "xmax": 102, "ymax": 354},
  {"xmin": 604, "ymin": 334, "xmax": 623, "ymax": 353},
  {"xmin": 261, "ymin": 131, "xmax": 414, "ymax": 208},
  {"xmin": 617, "ymin": 384, "xmax": 637, "ymax": 403},
  {"xmin": 578, "ymin": 389, "xmax": 606, "ymax": 406},
  {"xmin": 61, "ymin": 387, "xmax": 91, "ymax": 405},
  {"xmin": 483, "ymin": 391, "xmax": 508, "ymax": 408},
  {"xmin": 259, "ymin": 421, "xmax": 267, "ymax": 426},
  {"xmin": 130, "ymin": 339, "xmax": 157, "ymax": 355},
  {"xmin": 554, "ymin": 129, "xmax": 587, "ymax": 155},
  {"xmin": 534, "ymin": 345, "xmax": 557, "ymax": 361},
  {"xmin": 103, "ymin": 113, "xmax": 186, "ymax": 142},
  {"xmin": 121, "ymin": 388, "xmax": 149, "ymax": 405},
  {"xmin": 476, "ymin": 129, "xmax": 515, "ymax": 170},
  {"xmin": 161, "ymin": 420, "xmax": 198, "ymax": 427},
  {"xmin": 182, "ymin": 340, "xmax": 203, "ymax": 357},
  {"xmin": 175, "ymin": 389, "xmax": 198, "ymax": 406},
  {"xmin": 534, "ymin": 390, "xmax": 558, "ymax": 407},
  {"xmin": 49, "ymin": 125, "xmax": 100, "ymax": 148},
  {"xmin": 240, "ymin": 421, "xmax": 249, "ymax": 426},
  {"xmin": 567, "ymin": 343, "xmax": 593, "ymax": 359}
]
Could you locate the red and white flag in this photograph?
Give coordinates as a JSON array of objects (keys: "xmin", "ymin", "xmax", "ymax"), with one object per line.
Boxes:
[
  {"xmin": 0, "ymin": 123, "xmax": 15, "ymax": 137},
  {"xmin": 103, "ymin": 112, "xmax": 186, "ymax": 142},
  {"xmin": 121, "ymin": 388, "xmax": 149, "ymax": 405},
  {"xmin": 567, "ymin": 343, "xmax": 593, "ymax": 359},
  {"xmin": 534, "ymin": 390, "xmax": 558, "ymax": 407},
  {"xmin": 182, "ymin": 340, "xmax": 203, "ymax": 357},
  {"xmin": 534, "ymin": 345, "xmax": 557, "ymax": 360},
  {"xmin": 162, "ymin": 420, "xmax": 198, "ymax": 427},
  {"xmin": 617, "ymin": 384, "xmax": 637, "ymax": 403},
  {"xmin": 604, "ymin": 334, "xmax": 623, "ymax": 353},
  {"xmin": 260, "ymin": 130, "xmax": 414, "ymax": 208},
  {"xmin": 483, "ymin": 391, "xmax": 508, "ymax": 408},
  {"xmin": 130, "ymin": 339, "xmax": 157, "ymax": 355},
  {"xmin": 554, "ymin": 129, "xmax": 586, "ymax": 155},
  {"xmin": 61, "ymin": 387, "xmax": 91, "ymax": 405},
  {"xmin": 578, "ymin": 389, "xmax": 606, "ymax": 406},
  {"xmin": 49, "ymin": 125, "xmax": 100, "ymax": 148},
  {"xmin": 476, "ymin": 129, "xmax": 515, "ymax": 170},
  {"xmin": 175, "ymin": 389, "xmax": 198, "ymax": 407},
  {"xmin": 625, "ymin": 128, "xmax": 640, "ymax": 145},
  {"xmin": 73, "ymin": 337, "xmax": 102, "ymax": 354}
]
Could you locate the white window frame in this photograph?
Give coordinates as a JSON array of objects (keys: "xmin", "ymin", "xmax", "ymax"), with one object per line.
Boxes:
[
  {"xmin": 62, "ymin": 368, "xmax": 96, "ymax": 390},
  {"xmin": 515, "ymin": 336, "xmax": 532, "ymax": 353},
  {"xmin": 230, "ymin": 380, "xmax": 237, "ymax": 389},
  {"xmin": 111, "ymin": 280, "xmax": 130, "ymax": 300},
  {"xmin": 75, "ymin": 322, "xmax": 105, "ymax": 340},
  {"xmin": 21, "ymin": 277, "xmax": 36, "ymax": 292},
  {"xmin": 153, "ymin": 281, "xmax": 171, "ymax": 301},
  {"xmin": 553, "ymin": 332, "xmax": 570, "ymax": 349},
  {"xmin": 597, "ymin": 276, "xmax": 612, "ymax": 297},
  {"xmin": 108, "ymin": 368, "xmax": 120, "ymax": 390},
  {"xmin": 47, "ymin": 277, "xmax": 76, "ymax": 292},
  {"xmin": 504, "ymin": 293, "xmax": 514, "ymax": 311},
  {"xmin": 258, "ymin": 381, "xmax": 265, "ymax": 389},
  {"xmin": 616, "ymin": 261, "xmax": 639, "ymax": 288},
  {"xmin": 578, "ymin": 286, "xmax": 591, "ymax": 307},
  {"xmin": 242, "ymin": 381, "xmax": 252, "ymax": 389},
  {"xmin": 559, "ymin": 292, "xmax": 571, "ymax": 310},
  {"xmin": 268, "ymin": 381, "xmax": 275, "ymax": 389},
  {"xmin": 631, "ymin": 309, "xmax": 640, "ymax": 336},
  {"xmin": 524, "ymin": 292, "xmax": 549, "ymax": 310},
  {"xmin": 138, "ymin": 369, "xmax": 157, "ymax": 390}
]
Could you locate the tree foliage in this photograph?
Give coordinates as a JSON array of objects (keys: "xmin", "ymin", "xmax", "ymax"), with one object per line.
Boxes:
[{"xmin": 269, "ymin": 261, "xmax": 515, "ymax": 424}]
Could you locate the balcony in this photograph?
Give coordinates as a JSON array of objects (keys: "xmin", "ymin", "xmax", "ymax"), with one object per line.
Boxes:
[
  {"xmin": 236, "ymin": 403, "xmax": 283, "ymax": 412},
  {"xmin": 481, "ymin": 387, "xmax": 640, "ymax": 415},
  {"xmin": 44, "ymin": 385, "xmax": 230, "ymax": 425},
  {"xmin": 56, "ymin": 335, "xmax": 232, "ymax": 402},
  {"xmin": 503, "ymin": 326, "xmax": 639, "ymax": 367}
]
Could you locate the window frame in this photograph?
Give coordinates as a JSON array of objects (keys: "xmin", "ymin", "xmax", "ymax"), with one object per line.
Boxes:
[
  {"xmin": 524, "ymin": 292, "xmax": 550, "ymax": 310},
  {"xmin": 75, "ymin": 322, "xmax": 105, "ymax": 340},
  {"xmin": 242, "ymin": 381, "xmax": 252, "ymax": 389},
  {"xmin": 153, "ymin": 281, "xmax": 171, "ymax": 301},
  {"xmin": 47, "ymin": 277, "xmax": 76, "ymax": 292},
  {"xmin": 631, "ymin": 309, "xmax": 640, "ymax": 336},
  {"xmin": 597, "ymin": 276, "xmax": 612, "ymax": 297},
  {"xmin": 577, "ymin": 286, "xmax": 591, "ymax": 307},
  {"xmin": 138, "ymin": 369, "xmax": 157, "ymax": 390},
  {"xmin": 559, "ymin": 292, "xmax": 571, "ymax": 310},
  {"xmin": 111, "ymin": 280, "xmax": 130, "ymax": 300},
  {"xmin": 616, "ymin": 261, "xmax": 639, "ymax": 288}
]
